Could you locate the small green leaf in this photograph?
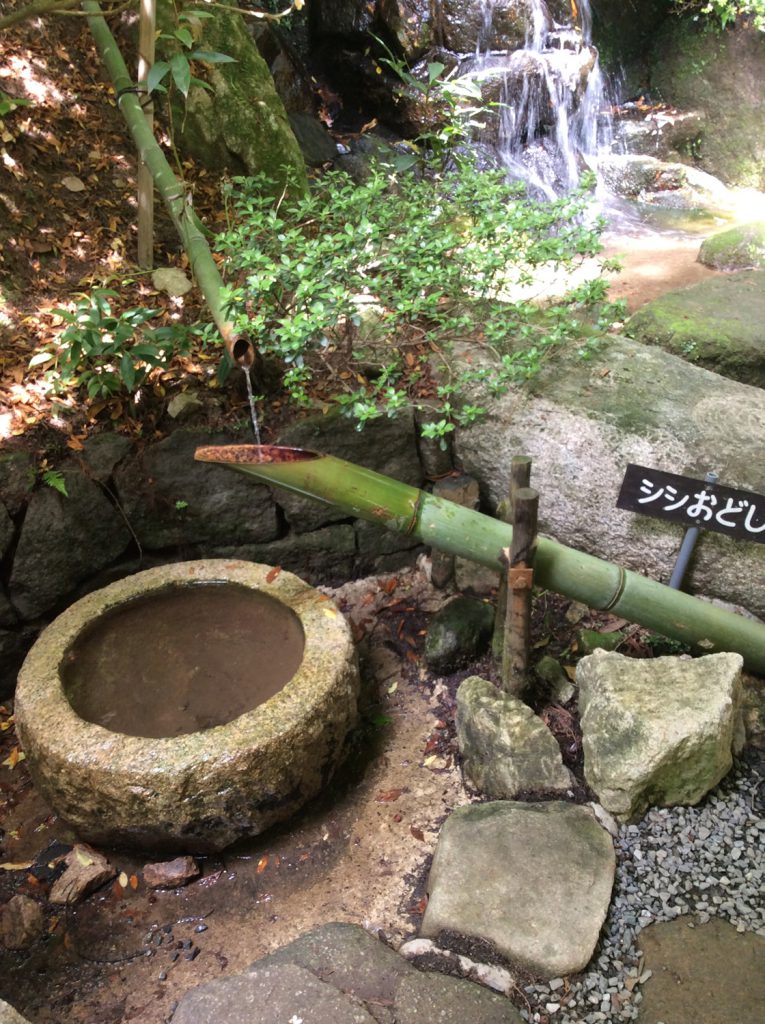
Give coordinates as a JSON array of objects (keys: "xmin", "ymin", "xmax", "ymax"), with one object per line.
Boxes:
[
  {"xmin": 120, "ymin": 354, "xmax": 136, "ymax": 391},
  {"xmin": 42, "ymin": 469, "xmax": 68, "ymax": 497},
  {"xmin": 174, "ymin": 27, "xmax": 194, "ymax": 49},
  {"xmin": 170, "ymin": 53, "xmax": 192, "ymax": 97},
  {"xmin": 189, "ymin": 50, "xmax": 238, "ymax": 64},
  {"xmin": 427, "ymin": 61, "xmax": 445, "ymax": 85},
  {"xmin": 146, "ymin": 61, "xmax": 170, "ymax": 94}
]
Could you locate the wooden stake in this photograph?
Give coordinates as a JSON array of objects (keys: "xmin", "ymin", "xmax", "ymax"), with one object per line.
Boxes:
[
  {"xmin": 136, "ymin": 0, "xmax": 156, "ymax": 269},
  {"xmin": 493, "ymin": 455, "xmax": 532, "ymax": 661},
  {"xmin": 501, "ymin": 486, "xmax": 539, "ymax": 698}
]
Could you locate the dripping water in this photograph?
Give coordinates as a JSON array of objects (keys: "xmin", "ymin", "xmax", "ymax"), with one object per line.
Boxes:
[{"xmin": 242, "ymin": 365, "xmax": 262, "ymax": 448}]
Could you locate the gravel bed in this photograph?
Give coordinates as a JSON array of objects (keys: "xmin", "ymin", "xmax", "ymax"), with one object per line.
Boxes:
[{"xmin": 519, "ymin": 757, "xmax": 764, "ymax": 1023}]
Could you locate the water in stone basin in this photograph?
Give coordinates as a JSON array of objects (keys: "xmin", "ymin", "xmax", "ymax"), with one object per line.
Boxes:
[{"xmin": 61, "ymin": 583, "xmax": 305, "ymax": 738}]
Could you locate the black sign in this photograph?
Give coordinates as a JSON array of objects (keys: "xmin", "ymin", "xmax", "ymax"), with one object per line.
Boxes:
[{"xmin": 617, "ymin": 464, "xmax": 765, "ymax": 545}]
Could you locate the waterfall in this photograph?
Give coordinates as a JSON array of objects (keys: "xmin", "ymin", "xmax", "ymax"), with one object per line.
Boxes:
[{"xmin": 475, "ymin": 0, "xmax": 611, "ymax": 198}]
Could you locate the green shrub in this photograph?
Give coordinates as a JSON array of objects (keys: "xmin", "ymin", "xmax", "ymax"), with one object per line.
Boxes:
[{"xmin": 217, "ymin": 157, "xmax": 609, "ymax": 442}]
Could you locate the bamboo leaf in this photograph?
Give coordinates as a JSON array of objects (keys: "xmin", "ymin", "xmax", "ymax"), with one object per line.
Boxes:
[
  {"xmin": 170, "ymin": 54, "xmax": 192, "ymax": 97},
  {"xmin": 146, "ymin": 60, "xmax": 170, "ymax": 94},
  {"xmin": 189, "ymin": 50, "xmax": 238, "ymax": 64},
  {"xmin": 174, "ymin": 27, "xmax": 194, "ymax": 49}
]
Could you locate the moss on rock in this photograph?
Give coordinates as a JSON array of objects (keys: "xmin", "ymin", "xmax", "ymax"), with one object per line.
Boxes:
[
  {"xmin": 699, "ymin": 222, "xmax": 765, "ymax": 270},
  {"xmin": 625, "ymin": 270, "xmax": 765, "ymax": 387},
  {"xmin": 158, "ymin": 5, "xmax": 306, "ymax": 190}
]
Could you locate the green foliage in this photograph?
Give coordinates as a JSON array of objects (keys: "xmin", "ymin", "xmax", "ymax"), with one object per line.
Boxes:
[
  {"xmin": 672, "ymin": 1, "xmax": 765, "ymax": 30},
  {"xmin": 31, "ymin": 289, "xmax": 190, "ymax": 399},
  {"xmin": 41, "ymin": 468, "xmax": 68, "ymax": 498},
  {"xmin": 0, "ymin": 89, "xmax": 31, "ymax": 147},
  {"xmin": 146, "ymin": 8, "xmax": 237, "ymax": 99},
  {"xmin": 217, "ymin": 154, "xmax": 609, "ymax": 438}
]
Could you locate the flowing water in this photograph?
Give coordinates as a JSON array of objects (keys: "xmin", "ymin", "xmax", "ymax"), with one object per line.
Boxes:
[
  {"xmin": 62, "ymin": 584, "xmax": 305, "ymax": 738},
  {"xmin": 243, "ymin": 365, "xmax": 262, "ymax": 446},
  {"xmin": 473, "ymin": 0, "xmax": 611, "ymax": 198}
]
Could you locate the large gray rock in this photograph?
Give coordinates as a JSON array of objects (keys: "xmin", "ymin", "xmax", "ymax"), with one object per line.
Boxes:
[
  {"xmin": 114, "ymin": 429, "xmax": 279, "ymax": 549},
  {"xmin": 456, "ymin": 335, "xmax": 765, "ymax": 620},
  {"xmin": 173, "ymin": 922, "xmax": 523, "ymax": 1023},
  {"xmin": 8, "ymin": 462, "xmax": 131, "ymax": 619},
  {"xmin": 0, "ymin": 503, "xmax": 13, "ymax": 561},
  {"xmin": 577, "ymin": 650, "xmax": 745, "ymax": 822},
  {"xmin": 625, "ymin": 270, "xmax": 765, "ymax": 387},
  {"xmin": 457, "ymin": 676, "xmax": 573, "ymax": 797},
  {"xmin": 0, "ymin": 451, "xmax": 35, "ymax": 516},
  {"xmin": 421, "ymin": 801, "xmax": 615, "ymax": 977},
  {"xmin": 441, "ymin": 0, "xmax": 536, "ymax": 54}
]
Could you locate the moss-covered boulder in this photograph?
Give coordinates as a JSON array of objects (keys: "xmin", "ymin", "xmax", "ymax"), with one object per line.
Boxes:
[
  {"xmin": 158, "ymin": 6, "xmax": 306, "ymax": 188},
  {"xmin": 699, "ymin": 222, "xmax": 765, "ymax": 271},
  {"xmin": 625, "ymin": 270, "xmax": 765, "ymax": 387},
  {"xmin": 648, "ymin": 21, "xmax": 765, "ymax": 189}
]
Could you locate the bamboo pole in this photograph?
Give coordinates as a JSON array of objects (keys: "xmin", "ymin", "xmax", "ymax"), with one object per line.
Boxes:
[
  {"xmin": 136, "ymin": 0, "xmax": 156, "ymax": 269},
  {"xmin": 193, "ymin": 444, "xmax": 765, "ymax": 676},
  {"xmin": 493, "ymin": 454, "xmax": 532, "ymax": 661},
  {"xmin": 501, "ymin": 486, "xmax": 539, "ymax": 697},
  {"xmin": 82, "ymin": 1, "xmax": 256, "ymax": 368}
]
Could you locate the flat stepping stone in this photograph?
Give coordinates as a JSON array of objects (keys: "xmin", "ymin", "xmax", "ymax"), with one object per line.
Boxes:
[
  {"xmin": 421, "ymin": 801, "xmax": 615, "ymax": 978},
  {"xmin": 638, "ymin": 917, "xmax": 765, "ymax": 1024},
  {"xmin": 173, "ymin": 922, "xmax": 523, "ymax": 1023}
]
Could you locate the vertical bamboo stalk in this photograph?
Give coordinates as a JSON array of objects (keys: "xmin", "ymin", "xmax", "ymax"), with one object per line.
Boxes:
[
  {"xmin": 136, "ymin": 0, "xmax": 156, "ymax": 268},
  {"xmin": 501, "ymin": 486, "xmax": 539, "ymax": 697},
  {"xmin": 493, "ymin": 455, "xmax": 532, "ymax": 661}
]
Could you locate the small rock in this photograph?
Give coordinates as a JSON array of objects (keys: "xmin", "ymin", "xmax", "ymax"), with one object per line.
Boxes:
[
  {"xmin": 49, "ymin": 844, "xmax": 116, "ymax": 905},
  {"xmin": 167, "ymin": 392, "xmax": 204, "ymax": 420},
  {"xmin": 143, "ymin": 856, "xmax": 200, "ymax": 889},
  {"xmin": 534, "ymin": 655, "xmax": 575, "ymax": 704},
  {"xmin": 425, "ymin": 597, "xmax": 495, "ymax": 673},
  {"xmin": 151, "ymin": 267, "xmax": 193, "ymax": 297},
  {"xmin": 0, "ymin": 895, "xmax": 44, "ymax": 949}
]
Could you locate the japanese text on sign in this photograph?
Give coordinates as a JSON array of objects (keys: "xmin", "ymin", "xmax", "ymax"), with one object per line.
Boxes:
[{"xmin": 617, "ymin": 464, "xmax": 765, "ymax": 545}]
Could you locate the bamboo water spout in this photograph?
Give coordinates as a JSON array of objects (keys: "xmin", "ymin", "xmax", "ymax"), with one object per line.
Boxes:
[{"xmin": 194, "ymin": 445, "xmax": 765, "ymax": 676}]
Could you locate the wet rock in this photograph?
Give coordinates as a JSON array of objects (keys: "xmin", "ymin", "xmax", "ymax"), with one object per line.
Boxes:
[
  {"xmin": 440, "ymin": 0, "xmax": 532, "ymax": 54},
  {"xmin": 0, "ymin": 895, "xmax": 44, "ymax": 950},
  {"xmin": 599, "ymin": 154, "xmax": 730, "ymax": 209},
  {"xmin": 698, "ymin": 221, "xmax": 765, "ymax": 271},
  {"xmin": 421, "ymin": 801, "xmax": 615, "ymax": 977},
  {"xmin": 424, "ymin": 597, "xmax": 495, "ymax": 673},
  {"xmin": 610, "ymin": 108, "xmax": 705, "ymax": 163},
  {"xmin": 625, "ymin": 269, "xmax": 765, "ymax": 387},
  {"xmin": 143, "ymin": 856, "xmax": 200, "ymax": 889},
  {"xmin": 578, "ymin": 650, "xmax": 745, "ymax": 822},
  {"xmin": 9, "ymin": 461, "xmax": 131, "ymax": 619},
  {"xmin": 49, "ymin": 844, "xmax": 116, "ymax": 905},
  {"xmin": 288, "ymin": 112, "xmax": 337, "ymax": 166},
  {"xmin": 456, "ymin": 676, "xmax": 573, "ymax": 797}
]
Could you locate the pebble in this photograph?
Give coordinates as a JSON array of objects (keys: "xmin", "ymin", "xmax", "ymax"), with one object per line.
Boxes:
[{"xmin": 518, "ymin": 760, "xmax": 763, "ymax": 1024}]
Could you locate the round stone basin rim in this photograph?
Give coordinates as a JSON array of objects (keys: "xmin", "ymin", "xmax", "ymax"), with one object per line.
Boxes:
[{"xmin": 16, "ymin": 560, "xmax": 351, "ymax": 770}]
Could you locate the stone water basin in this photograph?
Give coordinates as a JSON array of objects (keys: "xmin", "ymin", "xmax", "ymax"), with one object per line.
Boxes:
[{"xmin": 14, "ymin": 560, "xmax": 359, "ymax": 852}]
